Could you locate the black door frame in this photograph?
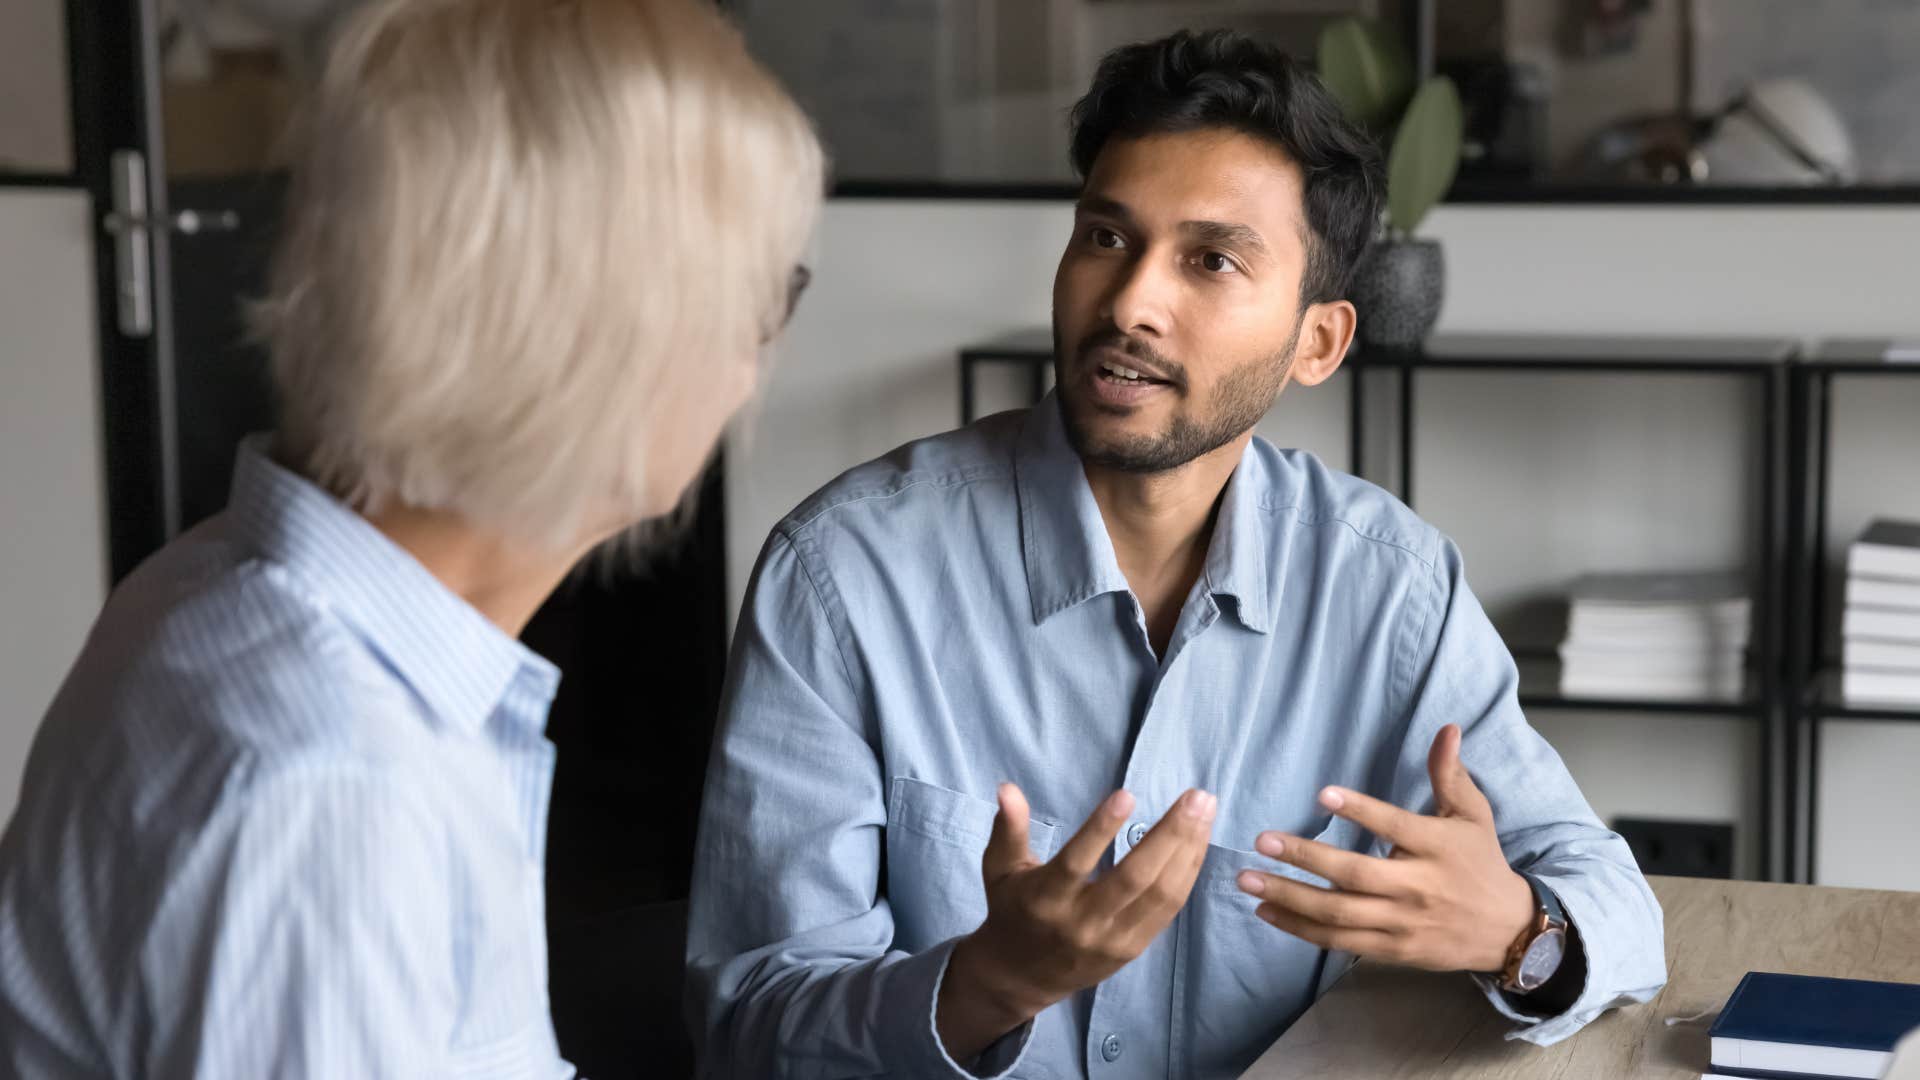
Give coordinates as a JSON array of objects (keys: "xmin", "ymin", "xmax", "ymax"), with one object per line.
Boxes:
[{"xmin": 42, "ymin": 0, "xmax": 177, "ymax": 581}]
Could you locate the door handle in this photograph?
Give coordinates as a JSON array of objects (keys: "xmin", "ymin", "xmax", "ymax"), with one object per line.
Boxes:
[
  {"xmin": 104, "ymin": 149, "xmax": 153, "ymax": 338},
  {"xmin": 101, "ymin": 149, "xmax": 245, "ymax": 339},
  {"xmin": 102, "ymin": 207, "xmax": 241, "ymax": 235}
]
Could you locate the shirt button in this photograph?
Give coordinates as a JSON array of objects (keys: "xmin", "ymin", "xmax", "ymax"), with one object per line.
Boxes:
[
  {"xmin": 1126, "ymin": 822, "xmax": 1148, "ymax": 846},
  {"xmin": 1102, "ymin": 1033, "xmax": 1123, "ymax": 1062}
]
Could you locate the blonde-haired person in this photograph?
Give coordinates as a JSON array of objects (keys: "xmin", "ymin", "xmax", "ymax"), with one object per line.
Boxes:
[{"xmin": 0, "ymin": 0, "xmax": 822, "ymax": 1075}]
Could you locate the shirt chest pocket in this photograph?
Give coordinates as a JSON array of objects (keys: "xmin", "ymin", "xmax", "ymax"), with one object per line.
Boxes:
[
  {"xmin": 1171, "ymin": 814, "xmax": 1371, "ymax": 1080},
  {"xmin": 884, "ymin": 777, "xmax": 1061, "ymax": 954}
]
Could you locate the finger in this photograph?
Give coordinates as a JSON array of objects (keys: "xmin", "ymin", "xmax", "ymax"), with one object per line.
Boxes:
[
  {"xmin": 1110, "ymin": 819, "xmax": 1210, "ymax": 941},
  {"xmin": 1046, "ymin": 789, "xmax": 1136, "ymax": 887},
  {"xmin": 1254, "ymin": 902, "xmax": 1402, "ymax": 960},
  {"xmin": 1427, "ymin": 724, "xmax": 1494, "ymax": 824},
  {"xmin": 1085, "ymin": 789, "xmax": 1215, "ymax": 922},
  {"xmin": 1318, "ymin": 785, "xmax": 1436, "ymax": 853},
  {"xmin": 1253, "ymin": 831, "xmax": 1405, "ymax": 898},
  {"xmin": 1235, "ymin": 871, "xmax": 1401, "ymax": 933},
  {"xmin": 982, "ymin": 783, "xmax": 1035, "ymax": 884}
]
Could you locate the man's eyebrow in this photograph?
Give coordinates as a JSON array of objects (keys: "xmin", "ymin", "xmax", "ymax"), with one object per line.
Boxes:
[
  {"xmin": 1074, "ymin": 195, "xmax": 1137, "ymax": 224},
  {"xmin": 1183, "ymin": 219, "xmax": 1270, "ymax": 259},
  {"xmin": 1075, "ymin": 197, "xmax": 1273, "ymax": 260}
]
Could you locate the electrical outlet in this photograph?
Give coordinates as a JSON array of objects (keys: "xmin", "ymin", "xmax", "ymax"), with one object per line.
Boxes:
[{"xmin": 1612, "ymin": 818, "xmax": 1735, "ymax": 879}]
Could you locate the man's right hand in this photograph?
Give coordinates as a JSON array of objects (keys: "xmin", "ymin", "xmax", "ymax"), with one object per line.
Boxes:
[{"xmin": 935, "ymin": 783, "xmax": 1217, "ymax": 1062}]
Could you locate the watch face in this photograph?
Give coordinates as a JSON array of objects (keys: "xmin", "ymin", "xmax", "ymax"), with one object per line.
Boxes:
[{"xmin": 1519, "ymin": 928, "xmax": 1566, "ymax": 990}]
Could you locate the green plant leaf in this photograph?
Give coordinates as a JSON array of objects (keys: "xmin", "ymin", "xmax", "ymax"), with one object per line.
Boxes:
[
  {"xmin": 1386, "ymin": 75, "xmax": 1464, "ymax": 235},
  {"xmin": 1315, "ymin": 17, "xmax": 1414, "ymax": 133}
]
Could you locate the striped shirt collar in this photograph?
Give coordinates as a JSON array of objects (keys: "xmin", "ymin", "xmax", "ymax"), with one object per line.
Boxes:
[{"xmin": 224, "ymin": 436, "xmax": 560, "ymax": 734}]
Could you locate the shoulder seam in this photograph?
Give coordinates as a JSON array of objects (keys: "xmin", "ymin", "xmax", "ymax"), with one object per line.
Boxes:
[
  {"xmin": 769, "ymin": 528, "xmax": 867, "ymax": 712},
  {"xmin": 785, "ymin": 464, "xmax": 1013, "ymax": 535},
  {"xmin": 1262, "ymin": 500, "xmax": 1438, "ymax": 572}
]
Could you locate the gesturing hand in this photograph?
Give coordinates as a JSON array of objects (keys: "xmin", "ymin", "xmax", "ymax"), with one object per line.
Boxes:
[
  {"xmin": 1234, "ymin": 723, "xmax": 1534, "ymax": 974},
  {"xmin": 936, "ymin": 784, "xmax": 1217, "ymax": 1062}
]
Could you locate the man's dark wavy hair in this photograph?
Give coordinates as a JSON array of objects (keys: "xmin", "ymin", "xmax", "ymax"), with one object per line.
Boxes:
[{"xmin": 1067, "ymin": 28, "xmax": 1385, "ymax": 304}]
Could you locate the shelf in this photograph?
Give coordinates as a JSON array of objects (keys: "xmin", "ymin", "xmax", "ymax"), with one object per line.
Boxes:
[
  {"xmin": 960, "ymin": 330, "xmax": 1051, "ymax": 364},
  {"xmin": 1356, "ymin": 333, "xmax": 1794, "ymax": 374},
  {"xmin": 1805, "ymin": 669, "xmax": 1920, "ymax": 722},
  {"xmin": 1517, "ymin": 691, "xmax": 1765, "ymax": 718},
  {"xmin": 1804, "ymin": 338, "xmax": 1920, "ymax": 375},
  {"xmin": 1514, "ymin": 656, "xmax": 1766, "ymax": 718}
]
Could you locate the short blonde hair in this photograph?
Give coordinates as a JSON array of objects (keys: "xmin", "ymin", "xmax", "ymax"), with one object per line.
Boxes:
[{"xmin": 257, "ymin": 0, "xmax": 824, "ymax": 547}]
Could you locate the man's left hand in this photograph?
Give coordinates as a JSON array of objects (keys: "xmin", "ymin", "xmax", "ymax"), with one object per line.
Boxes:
[{"xmin": 1235, "ymin": 723, "xmax": 1535, "ymax": 974}]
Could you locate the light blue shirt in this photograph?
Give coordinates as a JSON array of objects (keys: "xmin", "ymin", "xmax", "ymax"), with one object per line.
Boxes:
[
  {"xmin": 0, "ymin": 439, "xmax": 575, "ymax": 1079},
  {"xmin": 689, "ymin": 395, "xmax": 1667, "ymax": 1080}
]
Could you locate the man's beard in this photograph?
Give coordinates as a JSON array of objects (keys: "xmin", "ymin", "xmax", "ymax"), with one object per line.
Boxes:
[{"xmin": 1053, "ymin": 319, "xmax": 1301, "ymax": 475}]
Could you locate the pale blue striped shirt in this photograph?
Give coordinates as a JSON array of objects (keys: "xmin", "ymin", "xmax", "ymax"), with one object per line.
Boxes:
[{"xmin": 0, "ymin": 438, "xmax": 576, "ymax": 1078}]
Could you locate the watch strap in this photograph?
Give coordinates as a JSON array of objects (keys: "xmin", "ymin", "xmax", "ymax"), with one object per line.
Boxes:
[{"xmin": 1523, "ymin": 871, "xmax": 1567, "ymax": 929}]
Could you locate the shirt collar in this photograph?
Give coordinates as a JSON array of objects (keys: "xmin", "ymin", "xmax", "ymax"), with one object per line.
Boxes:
[
  {"xmin": 1014, "ymin": 395, "xmax": 1272, "ymax": 634},
  {"xmin": 1201, "ymin": 444, "xmax": 1274, "ymax": 634},
  {"xmin": 224, "ymin": 436, "xmax": 560, "ymax": 733},
  {"xmin": 1015, "ymin": 395, "xmax": 1131, "ymax": 623}
]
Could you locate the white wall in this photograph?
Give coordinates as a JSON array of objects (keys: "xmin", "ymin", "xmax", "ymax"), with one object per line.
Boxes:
[
  {"xmin": 0, "ymin": 189, "xmax": 107, "ymax": 817},
  {"xmin": 728, "ymin": 198, "xmax": 1920, "ymax": 888}
]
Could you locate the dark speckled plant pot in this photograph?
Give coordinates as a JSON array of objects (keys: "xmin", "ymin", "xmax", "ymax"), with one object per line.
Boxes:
[{"xmin": 1351, "ymin": 239, "xmax": 1444, "ymax": 349}]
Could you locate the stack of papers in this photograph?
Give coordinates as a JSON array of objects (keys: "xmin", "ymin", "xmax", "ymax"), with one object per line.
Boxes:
[
  {"xmin": 1842, "ymin": 520, "xmax": 1920, "ymax": 706},
  {"xmin": 1558, "ymin": 572, "xmax": 1750, "ymax": 701}
]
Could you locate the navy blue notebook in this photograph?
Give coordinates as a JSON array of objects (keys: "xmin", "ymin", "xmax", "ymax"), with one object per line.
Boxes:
[{"xmin": 1710, "ymin": 971, "xmax": 1920, "ymax": 1079}]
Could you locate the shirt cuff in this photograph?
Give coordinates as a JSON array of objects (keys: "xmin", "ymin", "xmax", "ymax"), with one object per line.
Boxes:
[
  {"xmin": 1470, "ymin": 970, "xmax": 1596, "ymax": 1046},
  {"xmin": 1470, "ymin": 868, "xmax": 1662, "ymax": 1047},
  {"xmin": 903, "ymin": 935, "xmax": 1036, "ymax": 1079}
]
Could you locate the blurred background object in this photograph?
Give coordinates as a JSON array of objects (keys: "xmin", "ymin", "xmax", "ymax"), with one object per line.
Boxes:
[
  {"xmin": 1317, "ymin": 13, "xmax": 1465, "ymax": 347},
  {"xmin": 732, "ymin": 0, "xmax": 1920, "ymax": 196},
  {"xmin": 1696, "ymin": 79, "xmax": 1857, "ymax": 187},
  {"xmin": 155, "ymin": 0, "xmax": 365, "ymax": 176}
]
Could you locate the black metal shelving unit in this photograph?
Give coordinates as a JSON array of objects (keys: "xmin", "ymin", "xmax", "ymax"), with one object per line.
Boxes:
[
  {"xmin": 1358, "ymin": 336, "xmax": 1793, "ymax": 883},
  {"xmin": 960, "ymin": 329, "xmax": 1056, "ymax": 427},
  {"xmin": 1784, "ymin": 339, "xmax": 1920, "ymax": 884},
  {"xmin": 958, "ymin": 331, "xmax": 1798, "ymax": 880}
]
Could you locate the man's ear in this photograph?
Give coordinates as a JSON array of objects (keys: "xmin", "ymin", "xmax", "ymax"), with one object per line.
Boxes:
[{"xmin": 1289, "ymin": 300, "xmax": 1357, "ymax": 387}]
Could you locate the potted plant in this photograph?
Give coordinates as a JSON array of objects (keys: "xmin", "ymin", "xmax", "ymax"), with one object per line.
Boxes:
[{"xmin": 1316, "ymin": 17, "xmax": 1464, "ymax": 349}]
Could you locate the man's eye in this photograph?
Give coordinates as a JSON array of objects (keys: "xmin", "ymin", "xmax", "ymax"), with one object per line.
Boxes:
[
  {"xmin": 1089, "ymin": 227, "xmax": 1125, "ymax": 250},
  {"xmin": 1200, "ymin": 251, "xmax": 1239, "ymax": 274}
]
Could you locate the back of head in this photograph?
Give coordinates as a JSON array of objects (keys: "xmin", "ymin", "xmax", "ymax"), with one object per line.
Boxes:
[
  {"xmin": 1067, "ymin": 28, "xmax": 1382, "ymax": 305},
  {"xmin": 258, "ymin": 0, "xmax": 825, "ymax": 548}
]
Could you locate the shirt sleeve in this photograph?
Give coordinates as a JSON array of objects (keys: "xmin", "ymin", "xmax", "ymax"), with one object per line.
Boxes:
[
  {"xmin": 1385, "ymin": 535, "xmax": 1669, "ymax": 1046},
  {"xmin": 138, "ymin": 765, "xmax": 461, "ymax": 1078},
  {"xmin": 685, "ymin": 529, "xmax": 1033, "ymax": 1079}
]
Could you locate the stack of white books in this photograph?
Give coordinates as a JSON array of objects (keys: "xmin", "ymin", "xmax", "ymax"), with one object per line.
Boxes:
[
  {"xmin": 1842, "ymin": 520, "xmax": 1920, "ymax": 706},
  {"xmin": 1558, "ymin": 572, "xmax": 1750, "ymax": 701}
]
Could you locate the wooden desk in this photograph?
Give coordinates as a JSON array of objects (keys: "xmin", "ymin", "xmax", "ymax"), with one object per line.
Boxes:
[{"xmin": 1241, "ymin": 875, "xmax": 1920, "ymax": 1079}]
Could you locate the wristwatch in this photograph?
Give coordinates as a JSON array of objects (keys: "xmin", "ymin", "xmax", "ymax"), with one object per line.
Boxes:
[{"xmin": 1498, "ymin": 872, "xmax": 1568, "ymax": 994}]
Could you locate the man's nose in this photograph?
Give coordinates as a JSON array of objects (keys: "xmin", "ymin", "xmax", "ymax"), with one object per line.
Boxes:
[{"xmin": 1099, "ymin": 251, "xmax": 1176, "ymax": 339}]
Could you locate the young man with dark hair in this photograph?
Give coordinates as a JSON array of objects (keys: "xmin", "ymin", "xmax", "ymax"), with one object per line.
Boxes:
[{"xmin": 688, "ymin": 29, "xmax": 1667, "ymax": 1079}]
